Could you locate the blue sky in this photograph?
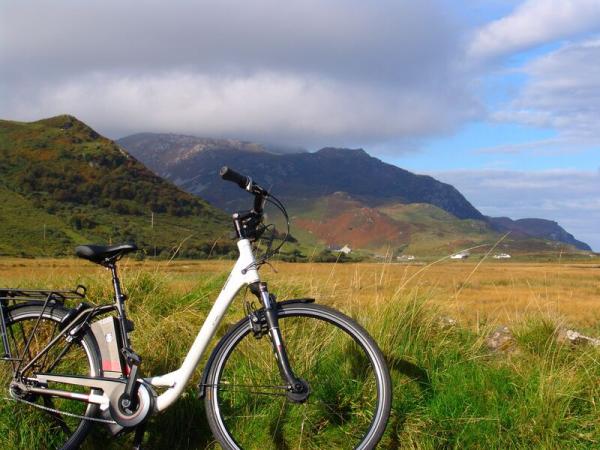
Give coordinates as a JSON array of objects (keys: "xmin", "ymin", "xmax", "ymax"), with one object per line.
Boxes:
[{"xmin": 1, "ymin": 0, "xmax": 599, "ymax": 249}]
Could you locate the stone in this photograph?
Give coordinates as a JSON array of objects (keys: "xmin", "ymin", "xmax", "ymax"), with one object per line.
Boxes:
[
  {"xmin": 486, "ymin": 325, "xmax": 515, "ymax": 352},
  {"xmin": 438, "ymin": 316, "xmax": 457, "ymax": 329},
  {"xmin": 557, "ymin": 329, "xmax": 600, "ymax": 347}
]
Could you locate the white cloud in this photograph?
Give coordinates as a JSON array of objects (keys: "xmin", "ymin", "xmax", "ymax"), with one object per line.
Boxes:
[
  {"xmin": 493, "ymin": 36, "xmax": 600, "ymax": 150},
  {"xmin": 5, "ymin": 70, "xmax": 478, "ymax": 146},
  {"xmin": 469, "ymin": 0, "xmax": 600, "ymax": 60},
  {"xmin": 434, "ymin": 169, "xmax": 600, "ymax": 251},
  {"xmin": 0, "ymin": 0, "xmax": 479, "ymax": 146}
]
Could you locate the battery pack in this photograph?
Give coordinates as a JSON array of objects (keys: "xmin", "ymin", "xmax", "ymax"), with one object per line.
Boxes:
[{"xmin": 90, "ymin": 316, "xmax": 125, "ymax": 378}]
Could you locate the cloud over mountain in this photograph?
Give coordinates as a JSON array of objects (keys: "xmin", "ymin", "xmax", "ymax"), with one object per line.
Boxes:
[{"xmin": 0, "ymin": 0, "xmax": 478, "ymax": 147}]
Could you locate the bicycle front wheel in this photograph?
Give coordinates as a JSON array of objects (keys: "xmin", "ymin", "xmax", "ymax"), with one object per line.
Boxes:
[
  {"xmin": 204, "ymin": 302, "xmax": 391, "ymax": 449},
  {"xmin": 0, "ymin": 305, "xmax": 101, "ymax": 450}
]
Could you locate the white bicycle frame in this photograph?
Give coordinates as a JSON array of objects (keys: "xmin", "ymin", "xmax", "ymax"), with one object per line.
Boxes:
[
  {"xmin": 32, "ymin": 238, "xmax": 261, "ymax": 414},
  {"xmin": 146, "ymin": 238, "xmax": 260, "ymax": 412}
]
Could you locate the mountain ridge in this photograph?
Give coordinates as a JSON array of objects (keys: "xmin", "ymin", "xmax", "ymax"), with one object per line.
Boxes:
[
  {"xmin": 488, "ymin": 217, "xmax": 591, "ymax": 251},
  {"xmin": 118, "ymin": 132, "xmax": 591, "ymax": 253},
  {"xmin": 120, "ymin": 136, "xmax": 485, "ymax": 221}
]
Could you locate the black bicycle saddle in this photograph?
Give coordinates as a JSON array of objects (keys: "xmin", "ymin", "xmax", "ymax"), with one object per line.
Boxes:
[{"xmin": 75, "ymin": 243, "xmax": 138, "ymax": 264}]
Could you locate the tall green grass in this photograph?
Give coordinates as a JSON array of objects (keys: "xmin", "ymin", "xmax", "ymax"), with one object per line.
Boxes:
[{"xmin": 1, "ymin": 268, "xmax": 599, "ymax": 449}]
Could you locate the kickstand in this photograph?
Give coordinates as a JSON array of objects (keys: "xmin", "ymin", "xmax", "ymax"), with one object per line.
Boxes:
[{"xmin": 132, "ymin": 422, "xmax": 147, "ymax": 450}]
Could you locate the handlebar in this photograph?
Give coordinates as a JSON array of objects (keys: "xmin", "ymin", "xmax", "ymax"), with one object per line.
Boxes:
[
  {"xmin": 219, "ymin": 166, "xmax": 250, "ymax": 190},
  {"xmin": 219, "ymin": 167, "xmax": 290, "ymax": 251},
  {"xmin": 219, "ymin": 165, "xmax": 269, "ymax": 234},
  {"xmin": 219, "ymin": 166, "xmax": 269, "ymax": 197}
]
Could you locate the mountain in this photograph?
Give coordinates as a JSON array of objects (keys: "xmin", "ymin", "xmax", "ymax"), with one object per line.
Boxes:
[
  {"xmin": 118, "ymin": 133, "xmax": 591, "ymax": 255},
  {"xmin": 286, "ymin": 192, "xmax": 498, "ymax": 255},
  {"xmin": 0, "ymin": 116, "xmax": 229, "ymax": 257},
  {"xmin": 488, "ymin": 217, "xmax": 591, "ymax": 251},
  {"xmin": 119, "ymin": 133, "xmax": 484, "ymax": 220}
]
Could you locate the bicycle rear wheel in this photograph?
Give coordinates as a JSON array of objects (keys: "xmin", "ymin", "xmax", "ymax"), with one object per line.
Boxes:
[
  {"xmin": 204, "ymin": 303, "xmax": 391, "ymax": 449},
  {"xmin": 0, "ymin": 305, "xmax": 101, "ymax": 450}
]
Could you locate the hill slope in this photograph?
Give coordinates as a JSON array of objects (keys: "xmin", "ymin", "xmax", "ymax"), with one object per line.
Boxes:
[
  {"xmin": 119, "ymin": 133, "xmax": 591, "ymax": 255},
  {"xmin": 0, "ymin": 116, "xmax": 229, "ymax": 257},
  {"xmin": 119, "ymin": 133, "xmax": 484, "ymax": 220},
  {"xmin": 488, "ymin": 217, "xmax": 591, "ymax": 251},
  {"xmin": 285, "ymin": 193, "xmax": 497, "ymax": 252}
]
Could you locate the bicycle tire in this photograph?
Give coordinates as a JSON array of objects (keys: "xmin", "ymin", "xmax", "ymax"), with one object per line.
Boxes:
[
  {"xmin": 0, "ymin": 304, "xmax": 101, "ymax": 450},
  {"xmin": 204, "ymin": 302, "xmax": 391, "ymax": 449}
]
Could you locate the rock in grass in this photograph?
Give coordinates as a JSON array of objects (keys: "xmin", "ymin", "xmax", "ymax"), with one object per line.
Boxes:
[
  {"xmin": 438, "ymin": 316, "xmax": 458, "ymax": 329},
  {"xmin": 486, "ymin": 325, "xmax": 515, "ymax": 352},
  {"xmin": 557, "ymin": 329, "xmax": 600, "ymax": 347}
]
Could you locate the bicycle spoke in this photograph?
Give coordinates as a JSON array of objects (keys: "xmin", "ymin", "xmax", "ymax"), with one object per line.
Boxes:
[
  {"xmin": 208, "ymin": 382, "xmax": 289, "ymax": 397},
  {"xmin": 39, "ymin": 321, "xmax": 60, "ymax": 370},
  {"xmin": 45, "ymin": 340, "xmax": 74, "ymax": 373},
  {"xmin": 205, "ymin": 304, "xmax": 391, "ymax": 449},
  {"xmin": 43, "ymin": 397, "xmax": 72, "ymax": 435},
  {"xmin": 0, "ymin": 306, "xmax": 100, "ymax": 450}
]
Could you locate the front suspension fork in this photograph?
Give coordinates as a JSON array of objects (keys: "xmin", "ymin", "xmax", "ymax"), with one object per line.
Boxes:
[{"xmin": 250, "ymin": 282, "xmax": 308, "ymax": 399}]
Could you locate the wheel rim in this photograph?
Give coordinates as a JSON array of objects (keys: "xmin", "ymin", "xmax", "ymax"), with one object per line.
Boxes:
[{"xmin": 209, "ymin": 307, "xmax": 387, "ymax": 449}]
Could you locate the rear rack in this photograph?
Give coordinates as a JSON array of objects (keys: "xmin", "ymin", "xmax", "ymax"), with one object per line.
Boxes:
[
  {"xmin": 0, "ymin": 286, "xmax": 87, "ymax": 361},
  {"xmin": 0, "ymin": 285, "xmax": 87, "ymax": 304}
]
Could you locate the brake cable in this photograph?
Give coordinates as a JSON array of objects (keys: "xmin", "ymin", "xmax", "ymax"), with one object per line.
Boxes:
[{"xmin": 243, "ymin": 192, "xmax": 290, "ymax": 273}]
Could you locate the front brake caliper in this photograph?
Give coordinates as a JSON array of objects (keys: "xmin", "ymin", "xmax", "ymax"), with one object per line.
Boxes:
[{"xmin": 248, "ymin": 309, "xmax": 268, "ymax": 339}]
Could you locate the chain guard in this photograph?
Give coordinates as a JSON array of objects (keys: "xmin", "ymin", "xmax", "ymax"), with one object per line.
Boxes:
[{"xmin": 7, "ymin": 376, "xmax": 155, "ymax": 428}]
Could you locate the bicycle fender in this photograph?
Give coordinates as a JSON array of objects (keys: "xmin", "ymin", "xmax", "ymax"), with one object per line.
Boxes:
[{"xmin": 197, "ymin": 298, "xmax": 315, "ymax": 399}]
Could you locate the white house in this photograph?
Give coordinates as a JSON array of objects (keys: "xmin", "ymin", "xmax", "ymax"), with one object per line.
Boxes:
[
  {"xmin": 333, "ymin": 245, "xmax": 352, "ymax": 255},
  {"xmin": 493, "ymin": 253, "xmax": 511, "ymax": 259},
  {"xmin": 450, "ymin": 251, "xmax": 470, "ymax": 260}
]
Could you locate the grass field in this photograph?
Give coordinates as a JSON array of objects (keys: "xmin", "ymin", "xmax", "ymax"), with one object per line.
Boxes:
[
  {"xmin": 0, "ymin": 257, "xmax": 599, "ymax": 448},
  {"xmin": 3, "ymin": 258, "xmax": 599, "ymax": 328}
]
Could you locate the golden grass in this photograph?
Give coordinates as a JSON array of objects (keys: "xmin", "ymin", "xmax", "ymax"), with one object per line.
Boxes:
[
  {"xmin": 1, "ymin": 256, "xmax": 599, "ymax": 448},
  {"xmin": 1, "ymin": 257, "xmax": 598, "ymax": 328}
]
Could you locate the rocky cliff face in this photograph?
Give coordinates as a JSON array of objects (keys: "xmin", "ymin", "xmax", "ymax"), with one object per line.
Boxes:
[{"xmin": 119, "ymin": 134, "xmax": 484, "ymax": 221}]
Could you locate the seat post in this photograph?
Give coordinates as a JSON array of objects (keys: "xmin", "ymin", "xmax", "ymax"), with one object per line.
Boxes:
[
  {"xmin": 109, "ymin": 262, "xmax": 124, "ymax": 307},
  {"xmin": 108, "ymin": 262, "xmax": 133, "ymax": 350},
  {"xmin": 107, "ymin": 261, "xmax": 143, "ymax": 405}
]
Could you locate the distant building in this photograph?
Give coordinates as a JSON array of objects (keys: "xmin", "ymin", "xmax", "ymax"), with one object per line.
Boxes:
[
  {"xmin": 493, "ymin": 253, "xmax": 511, "ymax": 259},
  {"xmin": 333, "ymin": 244, "xmax": 352, "ymax": 255},
  {"xmin": 397, "ymin": 255, "xmax": 415, "ymax": 261},
  {"xmin": 450, "ymin": 251, "xmax": 470, "ymax": 260}
]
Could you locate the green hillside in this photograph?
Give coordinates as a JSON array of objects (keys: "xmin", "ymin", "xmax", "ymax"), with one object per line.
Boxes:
[
  {"xmin": 281, "ymin": 194, "xmax": 583, "ymax": 258},
  {"xmin": 377, "ymin": 203, "xmax": 497, "ymax": 254},
  {"xmin": 0, "ymin": 115, "xmax": 230, "ymax": 258}
]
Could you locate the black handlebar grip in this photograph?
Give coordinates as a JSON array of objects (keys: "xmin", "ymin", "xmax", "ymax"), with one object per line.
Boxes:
[{"xmin": 220, "ymin": 166, "xmax": 249, "ymax": 190}]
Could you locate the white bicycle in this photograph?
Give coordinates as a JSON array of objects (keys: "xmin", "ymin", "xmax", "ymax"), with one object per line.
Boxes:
[{"xmin": 0, "ymin": 167, "xmax": 392, "ymax": 449}]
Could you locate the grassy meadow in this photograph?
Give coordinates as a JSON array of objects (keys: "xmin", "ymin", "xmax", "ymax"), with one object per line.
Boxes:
[{"xmin": 0, "ymin": 257, "xmax": 599, "ymax": 448}]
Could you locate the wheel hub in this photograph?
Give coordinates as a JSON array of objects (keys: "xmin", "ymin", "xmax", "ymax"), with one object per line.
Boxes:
[
  {"xmin": 286, "ymin": 378, "xmax": 310, "ymax": 403},
  {"xmin": 9, "ymin": 381, "xmax": 37, "ymax": 402}
]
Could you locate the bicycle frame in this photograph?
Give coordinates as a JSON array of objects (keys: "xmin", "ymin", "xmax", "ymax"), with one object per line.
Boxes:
[
  {"xmin": 7, "ymin": 174, "xmax": 308, "ymax": 425},
  {"xmin": 146, "ymin": 238, "xmax": 260, "ymax": 411},
  {"xmin": 10, "ymin": 238, "xmax": 260, "ymax": 417}
]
